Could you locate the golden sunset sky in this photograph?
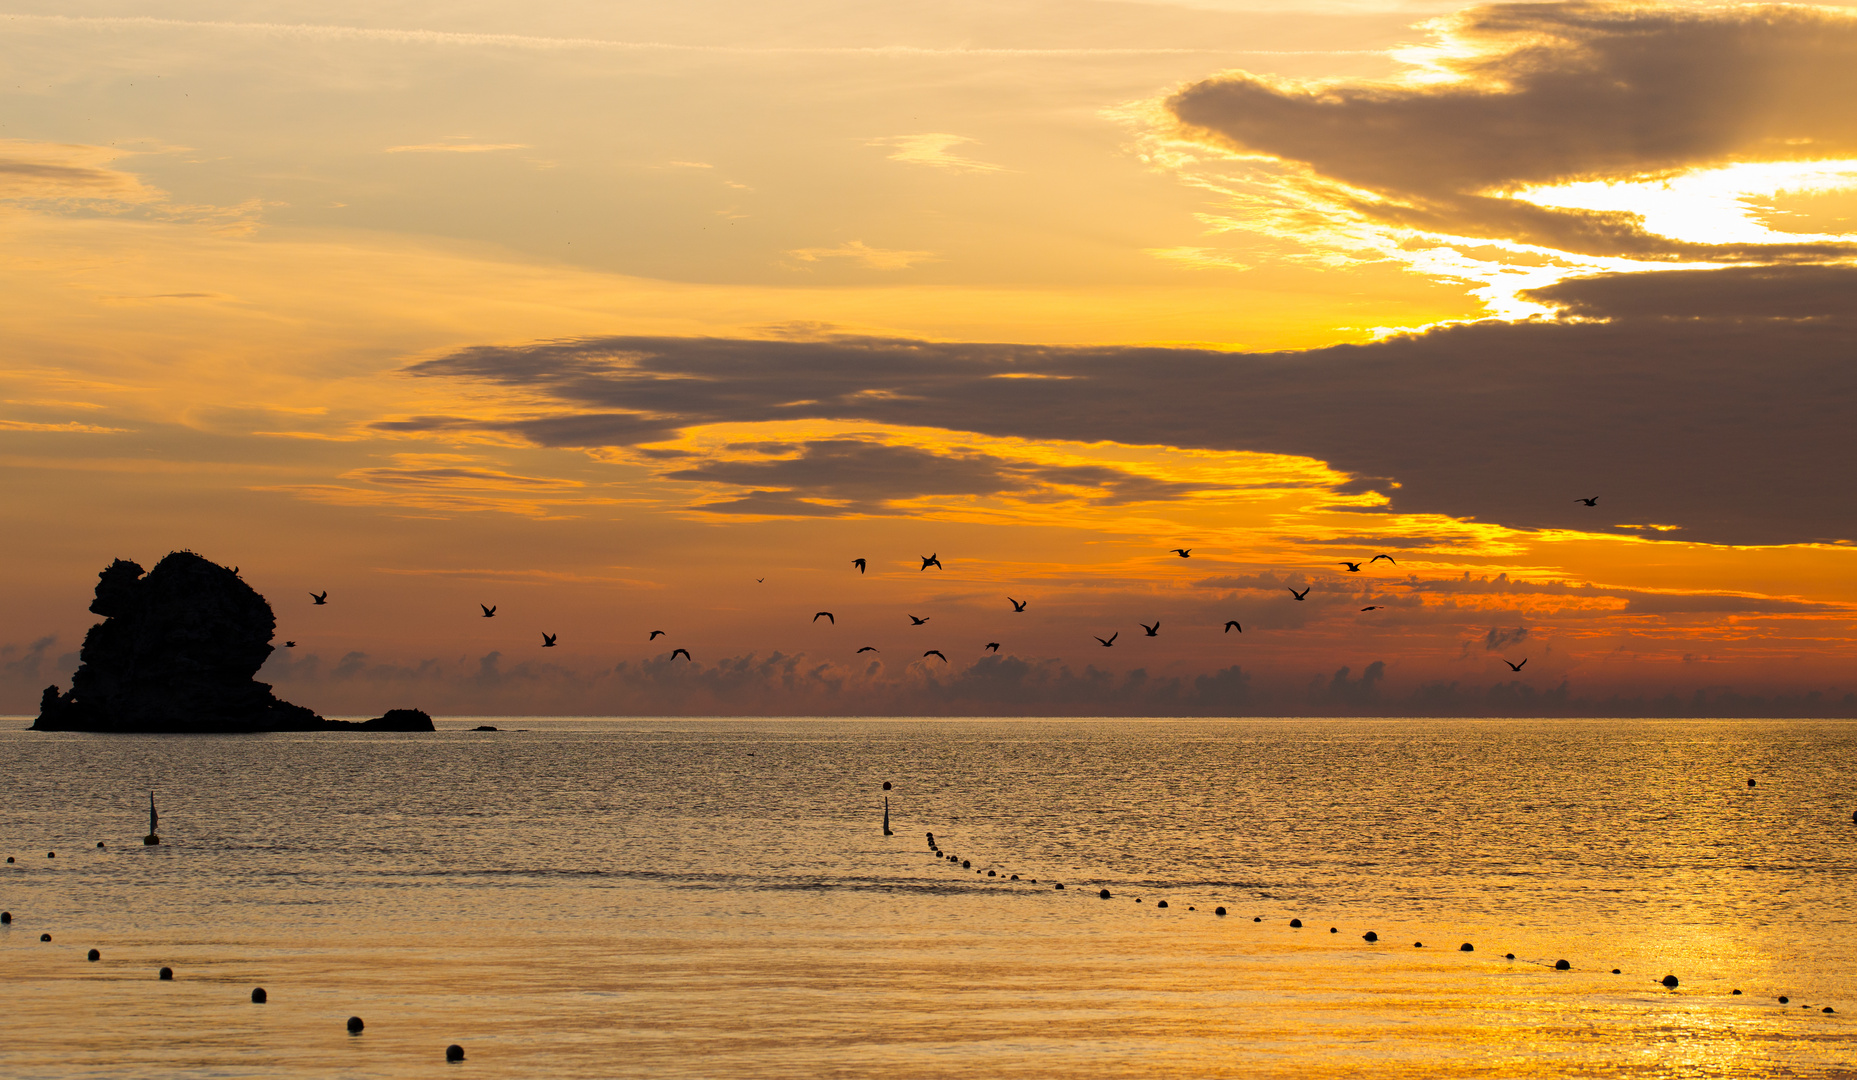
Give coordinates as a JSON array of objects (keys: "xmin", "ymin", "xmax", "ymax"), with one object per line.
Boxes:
[{"xmin": 4, "ymin": 0, "xmax": 1855, "ymax": 716}]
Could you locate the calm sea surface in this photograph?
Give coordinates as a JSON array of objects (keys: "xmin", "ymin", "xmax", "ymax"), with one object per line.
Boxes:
[{"xmin": 1, "ymin": 718, "xmax": 1854, "ymax": 1078}]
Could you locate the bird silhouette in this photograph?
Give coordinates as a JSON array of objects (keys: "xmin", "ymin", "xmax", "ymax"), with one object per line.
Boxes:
[
  {"xmin": 857, "ymin": 646, "xmax": 878, "ymax": 653},
  {"xmin": 1095, "ymin": 632, "xmax": 1117, "ymax": 647},
  {"xmin": 310, "ymin": 591, "xmax": 327, "ymax": 605},
  {"xmin": 1502, "ymin": 658, "xmax": 1528, "ymax": 672},
  {"xmin": 1223, "ymin": 621, "xmax": 1242, "ymax": 633},
  {"xmin": 1009, "ymin": 597, "xmax": 1026, "ymax": 612},
  {"xmin": 920, "ymin": 554, "xmax": 942, "ymax": 571},
  {"xmin": 671, "ymin": 648, "xmax": 691, "ymax": 661},
  {"xmin": 649, "ymin": 630, "xmax": 666, "ymax": 640},
  {"xmin": 923, "ymin": 650, "xmax": 947, "ymax": 662},
  {"xmin": 1289, "ymin": 586, "xmax": 1310, "ymax": 601},
  {"xmin": 1340, "ymin": 562, "xmax": 1362, "ymax": 572},
  {"xmin": 908, "ymin": 615, "xmax": 929, "ymax": 625},
  {"xmin": 1171, "ymin": 548, "xmax": 1191, "ymax": 558},
  {"xmin": 756, "ymin": 577, "xmax": 765, "ymax": 583},
  {"xmin": 1359, "ymin": 606, "xmax": 1380, "ymax": 612},
  {"xmin": 1370, "ymin": 554, "xmax": 1397, "ymax": 565},
  {"xmin": 1576, "ymin": 497, "xmax": 1598, "ymax": 506},
  {"xmin": 852, "ymin": 558, "xmax": 866, "ymax": 573},
  {"xmin": 1140, "ymin": 621, "xmax": 1159, "ymax": 637},
  {"xmin": 813, "ymin": 612, "xmax": 834, "ymax": 624},
  {"xmin": 542, "ymin": 633, "xmax": 558, "ymax": 646},
  {"xmin": 284, "ymin": 641, "xmax": 296, "ymax": 648},
  {"xmin": 480, "ymin": 604, "xmax": 496, "ymax": 618},
  {"xmin": 984, "ymin": 642, "xmax": 1000, "ymax": 652}
]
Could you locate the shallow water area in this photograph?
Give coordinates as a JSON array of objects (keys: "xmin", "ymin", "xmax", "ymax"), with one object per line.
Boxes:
[{"xmin": 1, "ymin": 718, "xmax": 1854, "ymax": 1078}]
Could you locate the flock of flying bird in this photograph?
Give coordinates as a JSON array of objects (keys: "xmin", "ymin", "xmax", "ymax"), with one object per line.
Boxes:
[{"xmin": 289, "ymin": 524, "xmax": 1578, "ymax": 675}]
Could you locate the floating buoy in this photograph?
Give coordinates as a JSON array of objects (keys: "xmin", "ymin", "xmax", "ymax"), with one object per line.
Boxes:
[
  {"xmin": 1, "ymin": 911, "xmax": 9, "ymax": 924},
  {"xmin": 1779, "ymin": 996, "xmax": 1790, "ymax": 1004},
  {"xmin": 1732, "ymin": 989, "xmax": 1742, "ymax": 995},
  {"xmin": 1135, "ymin": 898, "xmax": 1142, "ymax": 903},
  {"xmin": 5, "ymin": 856, "xmax": 11, "ymax": 863},
  {"xmin": 159, "ymin": 967, "xmax": 173, "ymax": 980},
  {"xmin": 1362, "ymin": 931, "xmax": 1378, "ymax": 942},
  {"xmin": 1748, "ymin": 779, "xmax": 1757, "ymax": 788},
  {"xmin": 1215, "ymin": 907, "xmax": 1226, "ymax": 916},
  {"xmin": 347, "ymin": 1017, "xmax": 365, "ymax": 1034},
  {"xmin": 1612, "ymin": 968, "xmax": 1621, "ymax": 974},
  {"xmin": 1055, "ymin": 883, "xmax": 1064, "ymax": 890},
  {"xmin": 961, "ymin": 860, "xmax": 970, "ymax": 869},
  {"xmin": 1157, "ymin": 900, "xmax": 1168, "ymax": 908},
  {"xmin": 1099, "ymin": 889, "xmax": 1111, "ymax": 899},
  {"xmin": 1826, "ymin": 1007, "xmax": 1836, "ymax": 1014},
  {"xmin": 1414, "ymin": 942, "xmax": 1424, "ymax": 948},
  {"xmin": 1253, "ymin": 917, "xmax": 1261, "ymax": 923},
  {"xmin": 446, "ymin": 1044, "xmax": 465, "ymax": 1062},
  {"xmin": 1289, "ymin": 919, "xmax": 1302, "ymax": 928},
  {"xmin": 41, "ymin": 933, "xmax": 51, "ymax": 942},
  {"xmin": 1505, "ymin": 953, "xmax": 1515, "ymax": 960},
  {"xmin": 1460, "ymin": 943, "xmax": 1474, "ymax": 952},
  {"xmin": 1010, "ymin": 875, "xmax": 1019, "ymax": 880},
  {"xmin": 88, "ymin": 949, "xmax": 100, "ymax": 961},
  {"xmin": 1662, "ymin": 975, "xmax": 1679, "ymax": 988},
  {"xmin": 1329, "ymin": 927, "xmax": 1337, "ymax": 934},
  {"xmin": 47, "ymin": 852, "xmax": 54, "ymax": 858},
  {"xmin": 1555, "ymin": 960, "xmax": 1571, "ymax": 970},
  {"xmin": 251, "ymin": 988, "xmax": 267, "ymax": 1003},
  {"xmin": 882, "ymin": 782, "xmax": 892, "ymax": 791},
  {"xmin": 987, "ymin": 870, "xmax": 996, "ymax": 877},
  {"xmin": 96, "ymin": 842, "xmax": 105, "ymax": 849}
]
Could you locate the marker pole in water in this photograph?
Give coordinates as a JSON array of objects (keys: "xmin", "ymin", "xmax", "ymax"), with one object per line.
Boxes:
[
  {"xmin": 883, "ymin": 797, "xmax": 893, "ymax": 836},
  {"xmin": 143, "ymin": 790, "xmax": 159, "ymax": 846}
]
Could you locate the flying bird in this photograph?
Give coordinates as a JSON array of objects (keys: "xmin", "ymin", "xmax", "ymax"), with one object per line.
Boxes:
[
  {"xmin": 908, "ymin": 615, "xmax": 929, "ymax": 625},
  {"xmin": 857, "ymin": 646, "xmax": 878, "ymax": 653},
  {"xmin": 1502, "ymin": 658, "xmax": 1528, "ymax": 672},
  {"xmin": 1370, "ymin": 554, "xmax": 1397, "ymax": 565},
  {"xmin": 1360, "ymin": 606, "xmax": 1380, "ymax": 612},
  {"xmin": 756, "ymin": 577, "xmax": 765, "ymax": 583},
  {"xmin": 920, "ymin": 554, "xmax": 942, "ymax": 571},
  {"xmin": 1289, "ymin": 586, "xmax": 1310, "ymax": 601},
  {"xmin": 984, "ymin": 642, "xmax": 1000, "ymax": 652},
  {"xmin": 813, "ymin": 612, "xmax": 834, "ymax": 624},
  {"xmin": 310, "ymin": 591, "xmax": 327, "ymax": 605},
  {"xmin": 1576, "ymin": 497, "xmax": 1598, "ymax": 506},
  {"xmin": 649, "ymin": 630, "xmax": 666, "ymax": 640},
  {"xmin": 1340, "ymin": 562, "xmax": 1362, "ymax": 573},
  {"xmin": 923, "ymin": 650, "xmax": 947, "ymax": 662},
  {"xmin": 1170, "ymin": 548, "xmax": 1191, "ymax": 558},
  {"xmin": 1095, "ymin": 632, "xmax": 1118, "ymax": 647},
  {"xmin": 284, "ymin": 641, "xmax": 296, "ymax": 648},
  {"xmin": 1009, "ymin": 597, "xmax": 1026, "ymax": 612},
  {"xmin": 671, "ymin": 648, "xmax": 691, "ymax": 661},
  {"xmin": 852, "ymin": 558, "xmax": 866, "ymax": 573},
  {"xmin": 541, "ymin": 633, "xmax": 558, "ymax": 647},
  {"xmin": 1140, "ymin": 621, "xmax": 1159, "ymax": 637},
  {"xmin": 480, "ymin": 604, "xmax": 496, "ymax": 618},
  {"xmin": 1223, "ymin": 621, "xmax": 1242, "ymax": 634}
]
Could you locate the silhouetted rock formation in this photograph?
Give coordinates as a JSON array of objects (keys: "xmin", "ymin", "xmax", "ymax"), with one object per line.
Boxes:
[{"xmin": 32, "ymin": 552, "xmax": 433, "ymax": 733}]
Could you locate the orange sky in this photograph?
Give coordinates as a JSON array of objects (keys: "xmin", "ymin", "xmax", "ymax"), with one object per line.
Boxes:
[{"xmin": 3, "ymin": 0, "xmax": 1855, "ymax": 716}]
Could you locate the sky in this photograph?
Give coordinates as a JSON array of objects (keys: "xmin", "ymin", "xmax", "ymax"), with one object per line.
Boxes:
[{"xmin": 2, "ymin": 0, "xmax": 1855, "ymax": 717}]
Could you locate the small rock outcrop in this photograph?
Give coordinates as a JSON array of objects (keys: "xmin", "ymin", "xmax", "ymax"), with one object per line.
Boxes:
[{"xmin": 32, "ymin": 552, "xmax": 433, "ymax": 733}]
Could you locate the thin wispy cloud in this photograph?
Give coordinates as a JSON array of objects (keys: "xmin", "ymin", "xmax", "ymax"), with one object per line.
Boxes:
[
  {"xmin": 868, "ymin": 134, "xmax": 1007, "ymax": 173},
  {"xmin": 385, "ymin": 142, "xmax": 531, "ymax": 154},
  {"xmin": 785, "ymin": 240, "xmax": 938, "ymax": 270}
]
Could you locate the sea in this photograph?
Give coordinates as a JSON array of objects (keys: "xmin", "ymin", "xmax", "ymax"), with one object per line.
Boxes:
[{"xmin": 1, "ymin": 718, "xmax": 1853, "ymax": 1079}]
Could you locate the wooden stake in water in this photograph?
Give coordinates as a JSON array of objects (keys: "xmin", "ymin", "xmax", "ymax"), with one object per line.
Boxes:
[
  {"xmin": 883, "ymin": 797, "xmax": 893, "ymax": 836},
  {"xmin": 143, "ymin": 791, "xmax": 160, "ymax": 846}
]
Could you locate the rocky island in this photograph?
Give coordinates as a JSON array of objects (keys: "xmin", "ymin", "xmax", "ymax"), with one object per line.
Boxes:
[{"xmin": 32, "ymin": 551, "xmax": 433, "ymax": 733}]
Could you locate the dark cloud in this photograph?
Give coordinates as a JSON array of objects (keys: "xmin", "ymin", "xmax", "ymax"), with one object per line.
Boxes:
[
  {"xmin": 1523, "ymin": 265, "xmax": 1857, "ymax": 321},
  {"xmin": 662, "ymin": 438, "xmax": 1203, "ymax": 516},
  {"xmin": 1166, "ymin": 2, "xmax": 1857, "ymax": 260},
  {"xmin": 1483, "ymin": 626, "xmax": 1528, "ymax": 652},
  {"xmin": 397, "ymin": 283, "xmax": 1857, "ymax": 544}
]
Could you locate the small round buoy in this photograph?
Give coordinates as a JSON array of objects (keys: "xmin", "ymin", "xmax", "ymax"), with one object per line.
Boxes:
[
  {"xmin": 1099, "ymin": 888, "xmax": 1111, "ymax": 899},
  {"xmin": 1779, "ymin": 996, "xmax": 1790, "ymax": 1003},
  {"xmin": 1290, "ymin": 919, "xmax": 1302, "ymax": 928},
  {"xmin": 5, "ymin": 856, "xmax": 12, "ymax": 863},
  {"xmin": 1134, "ymin": 898, "xmax": 1142, "ymax": 903},
  {"xmin": 1, "ymin": 911, "xmax": 10, "ymax": 924},
  {"xmin": 1555, "ymin": 960, "xmax": 1571, "ymax": 970},
  {"xmin": 1157, "ymin": 900, "xmax": 1168, "ymax": 908},
  {"xmin": 1329, "ymin": 927, "xmax": 1337, "ymax": 934},
  {"xmin": 347, "ymin": 1017, "xmax": 365, "ymax": 1034},
  {"xmin": 251, "ymin": 988, "xmax": 267, "ymax": 1003},
  {"xmin": 47, "ymin": 852, "xmax": 54, "ymax": 859},
  {"xmin": 159, "ymin": 967, "xmax": 173, "ymax": 980},
  {"xmin": 882, "ymin": 781, "xmax": 892, "ymax": 791},
  {"xmin": 1414, "ymin": 942, "xmax": 1424, "ymax": 948},
  {"xmin": 1215, "ymin": 907, "xmax": 1226, "ymax": 916},
  {"xmin": 1253, "ymin": 916, "xmax": 1261, "ymax": 923},
  {"xmin": 1188, "ymin": 906, "xmax": 1195, "ymax": 911},
  {"xmin": 1460, "ymin": 943, "xmax": 1474, "ymax": 952},
  {"xmin": 1363, "ymin": 931, "xmax": 1378, "ymax": 942},
  {"xmin": 87, "ymin": 948, "xmax": 100, "ymax": 961},
  {"xmin": 1748, "ymin": 778, "xmax": 1756, "ymax": 787},
  {"xmin": 446, "ymin": 1044, "xmax": 465, "ymax": 1062},
  {"xmin": 96, "ymin": 842, "xmax": 105, "ymax": 849},
  {"xmin": 40, "ymin": 933, "xmax": 51, "ymax": 942},
  {"xmin": 1010, "ymin": 875, "xmax": 1018, "ymax": 880},
  {"xmin": 1825, "ymin": 1007, "xmax": 1836, "ymax": 1014},
  {"xmin": 961, "ymin": 860, "xmax": 970, "ymax": 869},
  {"xmin": 1505, "ymin": 953, "xmax": 1515, "ymax": 960},
  {"xmin": 1055, "ymin": 883, "xmax": 1064, "ymax": 890},
  {"xmin": 1662, "ymin": 975, "xmax": 1679, "ymax": 988},
  {"xmin": 1732, "ymin": 989, "xmax": 1742, "ymax": 995},
  {"xmin": 987, "ymin": 870, "xmax": 995, "ymax": 877}
]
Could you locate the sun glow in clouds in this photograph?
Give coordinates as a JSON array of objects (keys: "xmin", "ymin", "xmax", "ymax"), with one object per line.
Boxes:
[{"xmin": 1509, "ymin": 161, "xmax": 1857, "ymax": 248}]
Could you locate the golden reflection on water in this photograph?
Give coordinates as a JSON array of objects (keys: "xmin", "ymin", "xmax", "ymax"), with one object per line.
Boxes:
[{"xmin": 2, "ymin": 719, "xmax": 1854, "ymax": 1078}]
